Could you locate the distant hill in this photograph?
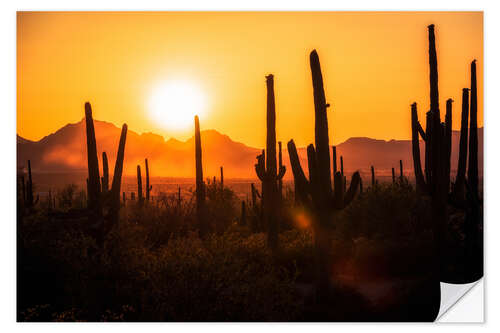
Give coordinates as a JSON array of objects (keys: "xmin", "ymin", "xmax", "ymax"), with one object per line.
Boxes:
[{"xmin": 17, "ymin": 119, "xmax": 483, "ymax": 179}]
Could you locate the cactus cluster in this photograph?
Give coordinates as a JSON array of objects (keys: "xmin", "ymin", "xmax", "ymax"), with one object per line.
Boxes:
[
  {"xmin": 18, "ymin": 160, "xmax": 38, "ymax": 209},
  {"xmin": 255, "ymin": 74, "xmax": 286, "ymax": 250},
  {"xmin": 287, "ymin": 50, "xmax": 361, "ymax": 296},
  {"xmin": 84, "ymin": 102, "xmax": 127, "ymax": 241},
  {"xmin": 410, "ymin": 25, "xmax": 482, "ymax": 282}
]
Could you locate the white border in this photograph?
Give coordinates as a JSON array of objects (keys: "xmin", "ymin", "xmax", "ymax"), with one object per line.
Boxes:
[{"xmin": 2, "ymin": 0, "xmax": 497, "ymax": 331}]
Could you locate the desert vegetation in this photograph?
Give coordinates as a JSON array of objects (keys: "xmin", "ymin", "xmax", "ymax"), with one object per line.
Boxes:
[{"xmin": 16, "ymin": 24, "xmax": 482, "ymax": 322}]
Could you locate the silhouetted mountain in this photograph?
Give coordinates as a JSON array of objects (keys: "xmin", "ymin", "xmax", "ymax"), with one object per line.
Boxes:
[
  {"xmin": 17, "ymin": 119, "xmax": 483, "ymax": 179},
  {"xmin": 324, "ymin": 130, "xmax": 482, "ymax": 178}
]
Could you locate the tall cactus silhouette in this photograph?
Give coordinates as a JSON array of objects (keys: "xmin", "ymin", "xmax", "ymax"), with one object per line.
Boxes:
[
  {"xmin": 444, "ymin": 99, "xmax": 453, "ymax": 192},
  {"xmin": 399, "ymin": 160, "xmax": 404, "ymax": 181},
  {"xmin": 195, "ymin": 115, "xmax": 207, "ymax": 237},
  {"xmin": 468, "ymin": 60, "xmax": 479, "ymax": 199},
  {"xmin": 145, "ymin": 158, "xmax": 152, "ymax": 201},
  {"xmin": 137, "ymin": 165, "xmax": 143, "ymax": 204},
  {"xmin": 85, "ymin": 102, "xmax": 102, "ymax": 217},
  {"xmin": 220, "ymin": 166, "xmax": 224, "ymax": 190},
  {"xmin": 287, "ymin": 50, "xmax": 360, "ymax": 297},
  {"xmin": 371, "ymin": 166, "xmax": 375, "ymax": 187},
  {"xmin": 340, "ymin": 156, "xmax": 344, "ymax": 177},
  {"xmin": 452, "ymin": 88, "xmax": 469, "ymax": 200},
  {"xmin": 331, "ymin": 146, "xmax": 337, "ymax": 176},
  {"xmin": 102, "ymin": 152, "xmax": 109, "ymax": 193},
  {"xmin": 278, "ymin": 141, "xmax": 283, "ymax": 198},
  {"xmin": 108, "ymin": 123, "xmax": 128, "ymax": 227},
  {"xmin": 255, "ymin": 74, "xmax": 286, "ymax": 250}
]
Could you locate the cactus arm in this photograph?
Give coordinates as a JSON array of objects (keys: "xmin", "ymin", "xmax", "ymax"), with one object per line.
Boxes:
[
  {"xmin": 417, "ymin": 121, "xmax": 427, "ymax": 141},
  {"xmin": 287, "ymin": 140, "xmax": 310, "ymax": 204},
  {"xmin": 343, "ymin": 171, "xmax": 361, "ymax": 208},
  {"xmin": 306, "ymin": 144, "xmax": 321, "ymax": 207},
  {"xmin": 333, "ymin": 171, "xmax": 344, "ymax": 209},
  {"xmin": 424, "ymin": 110, "xmax": 433, "ymax": 185},
  {"xmin": 110, "ymin": 124, "xmax": 127, "ymax": 207},
  {"xmin": 453, "ymin": 88, "xmax": 469, "ymax": 198},
  {"xmin": 332, "ymin": 146, "xmax": 337, "ymax": 176},
  {"xmin": 444, "ymin": 99, "xmax": 453, "ymax": 192},
  {"xmin": 277, "ymin": 165, "xmax": 286, "ymax": 180},
  {"xmin": 255, "ymin": 151, "xmax": 267, "ymax": 181},
  {"xmin": 102, "ymin": 151, "xmax": 109, "ymax": 192},
  {"xmin": 411, "ymin": 103, "xmax": 428, "ymax": 192},
  {"xmin": 278, "ymin": 141, "xmax": 284, "ymax": 193}
]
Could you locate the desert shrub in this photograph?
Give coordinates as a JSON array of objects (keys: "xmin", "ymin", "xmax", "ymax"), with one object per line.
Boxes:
[
  {"xmin": 334, "ymin": 181, "xmax": 434, "ymax": 278},
  {"xmin": 204, "ymin": 180, "xmax": 238, "ymax": 234},
  {"xmin": 18, "ymin": 207, "xmax": 308, "ymax": 321},
  {"xmin": 57, "ymin": 184, "xmax": 78, "ymax": 209}
]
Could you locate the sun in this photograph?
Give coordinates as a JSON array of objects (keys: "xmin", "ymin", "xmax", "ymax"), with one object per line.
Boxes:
[{"xmin": 149, "ymin": 80, "xmax": 207, "ymax": 131}]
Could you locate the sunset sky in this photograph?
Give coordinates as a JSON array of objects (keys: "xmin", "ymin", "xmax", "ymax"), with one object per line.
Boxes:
[{"xmin": 17, "ymin": 11, "xmax": 483, "ymax": 148}]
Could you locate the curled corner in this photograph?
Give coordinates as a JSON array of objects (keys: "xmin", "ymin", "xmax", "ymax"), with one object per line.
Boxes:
[{"xmin": 437, "ymin": 279, "xmax": 483, "ymax": 322}]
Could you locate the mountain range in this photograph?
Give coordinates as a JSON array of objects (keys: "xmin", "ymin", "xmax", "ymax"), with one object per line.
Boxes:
[{"xmin": 17, "ymin": 119, "xmax": 483, "ymax": 179}]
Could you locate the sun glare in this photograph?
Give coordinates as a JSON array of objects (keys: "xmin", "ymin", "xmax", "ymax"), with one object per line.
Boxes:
[{"xmin": 149, "ymin": 80, "xmax": 207, "ymax": 131}]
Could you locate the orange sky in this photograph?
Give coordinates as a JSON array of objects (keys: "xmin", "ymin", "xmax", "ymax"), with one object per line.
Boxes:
[{"xmin": 17, "ymin": 11, "xmax": 483, "ymax": 148}]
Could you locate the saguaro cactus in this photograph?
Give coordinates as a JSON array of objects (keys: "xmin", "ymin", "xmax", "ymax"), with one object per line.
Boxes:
[
  {"xmin": 287, "ymin": 50, "xmax": 360, "ymax": 298},
  {"xmin": 145, "ymin": 158, "xmax": 152, "ymax": 201},
  {"xmin": 392, "ymin": 167, "xmax": 396, "ymax": 184},
  {"xmin": 444, "ymin": 99, "xmax": 453, "ymax": 193},
  {"xmin": 278, "ymin": 141, "xmax": 283, "ymax": 197},
  {"xmin": 85, "ymin": 102, "xmax": 102, "ymax": 215},
  {"xmin": 332, "ymin": 146, "xmax": 337, "ymax": 176},
  {"xmin": 255, "ymin": 74, "xmax": 286, "ymax": 250},
  {"xmin": 410, "ymin": 26, "xmax": 482, "ymax": 283},
  {"xmin": 220, "ymin": 166, "xmax": 224, "ymax": 190},
  {"xmin": 411, "ymin": 103, "xmax": 427, "ymax": 192},
  {"xmin": 452, "ymin": 88, "xmax": 469, "ymax": 200},
  {"xmin": 102, "ymin": 152, "xmax": 109, "ymax": 193},
  {"xmin": 195, "ymin": 115, "xmax": 207, "ymax": 237},
  {"xmin": 399, "ymin": 160, "xmax": 404, "ymax": 181},
  {"xmin": 468, "ymin": 60, "xmax": 479, "ymax": 199},
  {"xmin": 137, "ymin": 165, "xmax": 143, "ymax": 204},
  {"xmin": 84, "ymin": 102, "xmax": 127, "ymax": 240},
  {"xmin": 109, "ymin": 124, "xmax": 127, "ymax": 222},
  {"xmin": 371, "ymin": 166, "xmax": 375, "ymax": 187}
]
